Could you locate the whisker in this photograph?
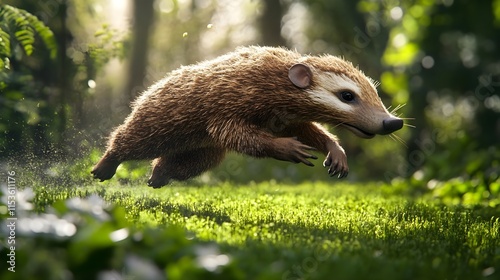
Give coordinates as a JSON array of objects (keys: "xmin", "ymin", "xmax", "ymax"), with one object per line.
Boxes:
[
  {"xmin": 397, "ymin": 114, "xmax": 415, "ymax": 120},
  {"xmin": 394, "ymin": 134, "xmax": 407, "ymax": 147},
  {"xmin": 390, "ymin": 103, "xmax": 407, "ymax": 115},
  {"xmin": 389, "ymin": 105, "xmax": 415, "ymax": 129},
  {"xmin": 390, "ymin": 133, "xmax": 408, "ymax": 148},
  {"xmin": 397, "ymin": 103, "xmax": 407, "ymax": 110},
  {"xmin": 331, "ymin": 122, "xmax": 345, "ymax": 129},
  {"xmin": 388, "ymin": 134, "xmax": 399, "ymax": 144},
  {"xmin": 390, "ymin": 104, "xmax": 400, "ymax": 114}
]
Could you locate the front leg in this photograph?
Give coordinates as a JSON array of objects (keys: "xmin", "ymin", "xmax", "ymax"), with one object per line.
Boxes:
[
  {"xmin": 322, "ymin": 141, "xmax": 348, "ymax": 178},
  {"xmin": 208, "ymin": 120, "xmax": 318, "ymax": 166},
  {"xmin": 284, "ymin": 122, "xmax": 349, "ymax": 178}
]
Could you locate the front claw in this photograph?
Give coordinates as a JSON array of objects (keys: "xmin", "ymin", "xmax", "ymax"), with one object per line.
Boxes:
[
  {"xmin": 323, "ymin": 142, "xmax": 349, "ymax": 179},
  {"xmin": 147, "ymin": 175, "xmax": 169, "ymax": 189},
  {"xmin": 147, "ymin": 166, "xmax": 170, "ymax": 189}
]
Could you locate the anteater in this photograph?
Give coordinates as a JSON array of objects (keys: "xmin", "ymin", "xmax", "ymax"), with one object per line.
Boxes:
[{"xmin": 91, "ymin": 46, "xmax": 404, "ymax": 187}]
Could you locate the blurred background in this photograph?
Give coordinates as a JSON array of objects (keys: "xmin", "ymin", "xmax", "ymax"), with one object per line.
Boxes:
[{"xmin": 1, "ymin": 0, "xmax": 499, "ymax": 199}]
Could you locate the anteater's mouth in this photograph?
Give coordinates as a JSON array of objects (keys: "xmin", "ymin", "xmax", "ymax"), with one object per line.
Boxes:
[{"xmin": 341, "ymin": 124, "xmax": 375, "ymax": 139}]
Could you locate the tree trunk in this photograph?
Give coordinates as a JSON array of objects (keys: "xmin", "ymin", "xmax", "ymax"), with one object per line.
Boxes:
[
  {"xmin": 259, "ymin": 0, "xmax": 286, "ymax": 47},
  {"xmin": 125, "ymin": 0, "xmax": 155, "ymax": 102}
]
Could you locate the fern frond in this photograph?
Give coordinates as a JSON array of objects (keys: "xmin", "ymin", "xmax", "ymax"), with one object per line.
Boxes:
[
  {"xmin": 0, "ymin": 4, "xmax": 57, "ymax": 64},
  {"xmin": 0, "ymin": 28, "xmax": 11, "ymax": 57},
  {"xmin": 15, "ymin": 29, "xmax": 35, "ymax": 56},
  {"xmin": 23, "ymin": 8, "xmax": 57, "ymax": 59}
]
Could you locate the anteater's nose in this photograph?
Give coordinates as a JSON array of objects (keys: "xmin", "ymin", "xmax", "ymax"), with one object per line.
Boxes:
[{"xmin": 382, "ymin": 117, "xmax": 404, "ymax": 134}]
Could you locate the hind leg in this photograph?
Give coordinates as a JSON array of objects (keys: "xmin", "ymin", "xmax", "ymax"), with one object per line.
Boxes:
[
  {"xmin": 148, "ymin": 147, "xmax": 226, "ymax": 188},
  {"xmin": 92, "ymin": 123, "xmax": 162, "ymax": 182},
  {"xmin": 91, "ymin": 155, "xmax": 121, "ymax": 182}
]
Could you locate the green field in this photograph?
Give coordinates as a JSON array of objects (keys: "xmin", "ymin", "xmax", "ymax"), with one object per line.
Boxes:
[{"xmin": 1, "ymin": 179, "xmax": 499, "ymax": 280}]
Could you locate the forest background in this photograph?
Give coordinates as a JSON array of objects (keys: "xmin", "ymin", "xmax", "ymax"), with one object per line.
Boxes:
[{"xmin": 1, "ymin": 0, "xmax": 499, "ymax": 202}]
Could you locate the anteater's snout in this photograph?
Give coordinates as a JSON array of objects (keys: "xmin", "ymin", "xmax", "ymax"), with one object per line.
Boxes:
[{"xmin": 382, "ymin": 117, "xmax": 404, "ymax": 134}]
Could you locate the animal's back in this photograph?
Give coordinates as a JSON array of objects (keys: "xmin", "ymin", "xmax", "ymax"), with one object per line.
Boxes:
[{"xmin": 127, "ymin": 47, "xmax": 305, "ymax": 144}]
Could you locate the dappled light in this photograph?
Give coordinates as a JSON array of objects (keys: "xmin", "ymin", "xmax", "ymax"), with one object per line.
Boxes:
[{"xmin": 0, "ymin": 0, "xmax": 499, "ymax": 279}]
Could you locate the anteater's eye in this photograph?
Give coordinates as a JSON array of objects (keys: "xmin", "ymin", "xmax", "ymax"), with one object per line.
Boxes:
[{"xmin": 339, "ymin": 91, "xmax": 355, "ymax": 102}]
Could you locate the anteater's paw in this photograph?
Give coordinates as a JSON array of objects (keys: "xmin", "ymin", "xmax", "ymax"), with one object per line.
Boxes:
[
  {"xmin": 91, "ymin": 159, "xmax": 119, "ymax": 182},
  {"xmin": 275, "ymin": 137, "xmax": 318, "ymax": 167},
  {"xmin": 323, "ymin": 143, "xmax": 349, "ymax": 178},
  {"xmin": 147, "ymin": 175, "xmax": 170, "ymax": 189}
]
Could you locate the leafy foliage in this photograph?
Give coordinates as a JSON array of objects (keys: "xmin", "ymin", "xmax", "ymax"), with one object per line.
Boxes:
[
  {"xmin": 0, "ymin": 4, "xmax": 56, "ymax": 70},
  {"xmin": 0, "ymin": 189, "xmax": 241, "ymax": 280},
  {"xmin": 89, "ymin": 24, "xmax": 128, "ymax": 70},
  {"xmin": 359, "ymin": 0, "xmax": 500, "ymax": 185},
  {"xmin": 294, "ymin": 0, "xmax": 500, "ymax": 187},
  {"xmin": 0, "ymin": 3, "xmax": 128, "ymax": 158},
  {"xmin": 0, "ymin": 4, "xmax": 60, "ymax": 157}
]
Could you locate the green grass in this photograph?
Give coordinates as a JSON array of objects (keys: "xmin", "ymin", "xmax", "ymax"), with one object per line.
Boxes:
[{"xmin": 6, "ymin": 180, "xmax": 497, "ymax": 280}]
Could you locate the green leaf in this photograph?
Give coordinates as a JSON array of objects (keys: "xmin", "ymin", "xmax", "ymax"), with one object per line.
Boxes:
[
  {"xmin": 15, "ymin": 29, "xmax": 36, "ymax": 55},
  {"xmin": 0, "ymin": 28, "xmax": 11, "ymax": 57},
  {"xmin": 0, "ymin": 4, "xmax": 57, "ymax": 62}
]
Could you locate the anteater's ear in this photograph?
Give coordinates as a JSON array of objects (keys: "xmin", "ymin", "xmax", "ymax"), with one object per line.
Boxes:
[{"xmin": 288, "ymin": 63, "xmax": 312, "ymax": 89}]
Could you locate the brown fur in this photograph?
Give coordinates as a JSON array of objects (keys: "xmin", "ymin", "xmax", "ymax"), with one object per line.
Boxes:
[{"xmin": 91, "ymin": 46, "xmax": 402, "ymax": 187}]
